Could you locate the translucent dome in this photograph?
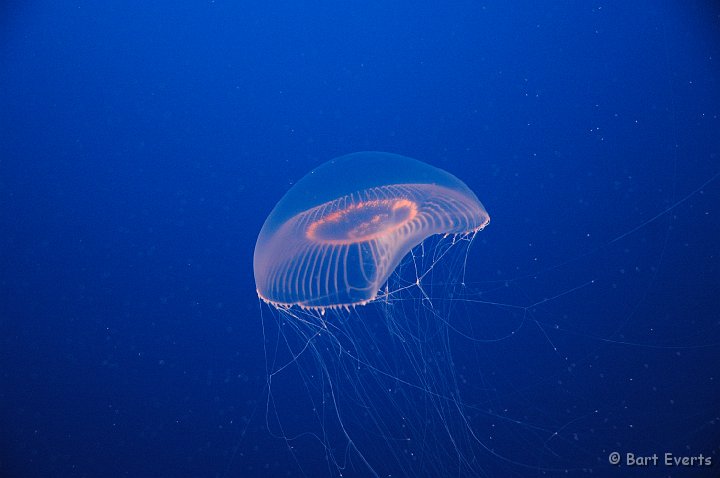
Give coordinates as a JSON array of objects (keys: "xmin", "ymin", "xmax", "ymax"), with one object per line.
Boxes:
[{"xmin": 254, "ymin": 152, "xmax": 490, "ymax": 309}]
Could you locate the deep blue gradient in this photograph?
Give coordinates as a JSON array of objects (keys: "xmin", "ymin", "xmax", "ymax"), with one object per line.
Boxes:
[{"xmin": 1, "ymin": 1, "xmax": 719, "ymax": 477}]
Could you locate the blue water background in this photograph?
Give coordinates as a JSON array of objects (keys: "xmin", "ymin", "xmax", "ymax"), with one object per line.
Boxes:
[{"xmin": 1, "ymin": 1, "xmax": 719, "ymax": 477}]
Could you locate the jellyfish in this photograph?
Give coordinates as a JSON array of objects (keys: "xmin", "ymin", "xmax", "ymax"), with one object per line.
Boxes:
[{"xmin": 254, "ymin": 152, "xmax": 491, "ymax": 478}]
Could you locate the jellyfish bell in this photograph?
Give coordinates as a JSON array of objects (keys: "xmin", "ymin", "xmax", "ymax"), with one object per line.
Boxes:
[{"xmin": 254, "ymin": 151, "xmax": 490, "ymax": 310}]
